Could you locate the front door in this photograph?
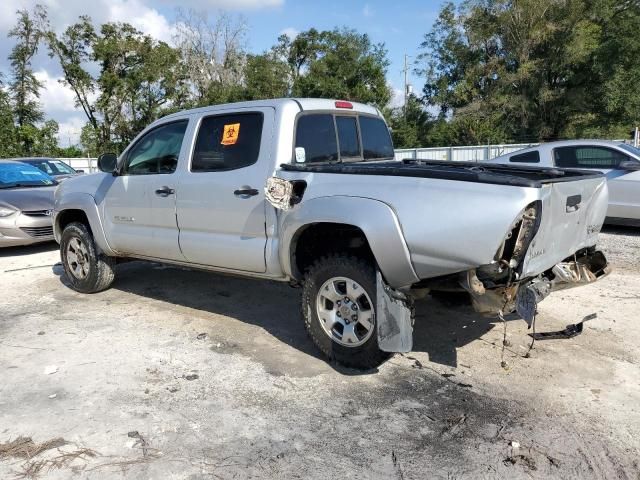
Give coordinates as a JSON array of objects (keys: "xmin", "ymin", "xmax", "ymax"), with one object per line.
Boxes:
[
  {"xmin": 102, "ymin": 119, "xmax": 189, "ymax": 260},
  {"xmin": 175, "ymin": 108, "xmax": 273, "ymax": 272}
]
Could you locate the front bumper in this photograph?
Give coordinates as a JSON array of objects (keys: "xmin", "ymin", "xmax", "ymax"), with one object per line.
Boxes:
[{"xmin": 0, "ymin": 210, "xmax": 55, "ymax": 247}]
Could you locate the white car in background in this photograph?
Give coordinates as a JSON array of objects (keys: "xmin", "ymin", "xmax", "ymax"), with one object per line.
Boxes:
[{"xmin": 487, "ymin": 140, "xmax": 640, "ymax": 226}]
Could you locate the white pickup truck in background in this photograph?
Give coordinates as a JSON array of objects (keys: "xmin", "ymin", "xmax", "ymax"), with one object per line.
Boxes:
[
  {"xmin": 487, "ymin": 140, "xmax": 640, "ymax": 226},
  {"xmin": 53, "ymin": 99, "xmax": 610, "ymax": 369}
]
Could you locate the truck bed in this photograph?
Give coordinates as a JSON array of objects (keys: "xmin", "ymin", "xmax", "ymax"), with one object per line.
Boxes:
[{"xmin": 281, "ymin": 159, "xmax": 604, "ymax": 188}]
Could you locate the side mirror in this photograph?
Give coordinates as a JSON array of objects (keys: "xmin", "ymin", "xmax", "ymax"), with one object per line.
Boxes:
[
  {"xmin": 97, "ymin": 153, "xmax": 118, "ymax": 174},
  {"xmin": 75, "ymin": 169, "xmax": 85, "ymax": 174},
  {"xmin": 619, "ymin": 160, "xmax": 640, "ymax": 171}
]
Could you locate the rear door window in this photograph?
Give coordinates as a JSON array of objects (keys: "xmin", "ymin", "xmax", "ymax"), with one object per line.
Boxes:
[
  {"xmin": 336, "ymin": 116, "xmax": 360, "ymax": 159},
  {"xmin": 192, "ymin": 113, "xmax": 263, "ymax": 172},
  {"xmin": 554, "ymin": 146, "xmax": 628, "ymax": 169},
  {"xmin": 295, "ymin": 114, "xmax": 338, "ymax": 163},
  {"xmin": 509, "ymin": 151, "xmax": 540, "ymax": 163},
  {"xmin": 360, "ymin": 116, "xmax": 394, "ymax": 160}
]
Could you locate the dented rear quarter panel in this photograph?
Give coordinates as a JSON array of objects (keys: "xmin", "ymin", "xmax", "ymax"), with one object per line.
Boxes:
[{"xmin": 275, "ymin": 169, "xmax": 601, "ymax": 285}]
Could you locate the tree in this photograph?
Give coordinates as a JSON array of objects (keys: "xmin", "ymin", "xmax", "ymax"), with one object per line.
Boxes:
[
  {"xmin": 0, "ymin": 76, "xmax": 19, "ymax": 158},
  {"xmin": 385, "ymin": 96, "xmax": 433, "ymax": 148},
  {"xmin": 417, "ymin": 0, "xmax": 640, "ymax": 145},
  {"xmin": 94, "ymin": 22, "xmax": 187, "ymax": 145},
  {"xmin": 8, "ymin": 5, "xmax": 47, "ymax": 153},
  {"xmin": 275, "ymin": 28, "xmax": 391, "ymax": 108},
  {"xmin": 243, "ymin": 52, "xmax": 289, "ymax": 100},
  {"xmin": 47, "ymin": 17, "xmax": 187, "ymax": 153},
  {"xmin": 173, "ymin": 9, "xmax": 247, "ymax": 105},
  {"xmin": 45, "ymin": 16, "xmax": 99, "ymax": 136}
]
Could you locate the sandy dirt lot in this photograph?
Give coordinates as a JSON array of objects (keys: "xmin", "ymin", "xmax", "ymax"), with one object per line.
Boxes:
[{"xmin": 1, "ymin": 227, "xmax": 639, "ymax": 479}]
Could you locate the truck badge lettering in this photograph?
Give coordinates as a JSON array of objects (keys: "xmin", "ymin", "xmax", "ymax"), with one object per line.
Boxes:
[{"xmin": 529, "ymin": 248, "xmax": 545, "ymax": 259}]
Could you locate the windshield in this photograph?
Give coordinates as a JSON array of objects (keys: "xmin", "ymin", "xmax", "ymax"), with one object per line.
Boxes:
[
  {"xmin": 0, "ymin": 163, "xmax": 57, "ymax": 188},
  {"xmin": 618, "ymin": 144, "xmax": 640, "ymax": 158},
  {"xmin": 25, "ymin": 159, "xmax": 76, "ymax": 175}
]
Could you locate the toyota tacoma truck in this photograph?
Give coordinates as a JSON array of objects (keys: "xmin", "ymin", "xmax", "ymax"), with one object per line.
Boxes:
[{"xmin": 53, "ymin": 98, "xmax": 610, "ymax": 369}]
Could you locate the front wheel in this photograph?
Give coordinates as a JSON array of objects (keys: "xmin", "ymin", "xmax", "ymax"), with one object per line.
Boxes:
[
  {"xmin": 302, "ymin": 254, "xmax": 391, "ymax": 369},
  {"xmin": 60, "ymin": 222, "xmax": 116, "ymax": 293}
]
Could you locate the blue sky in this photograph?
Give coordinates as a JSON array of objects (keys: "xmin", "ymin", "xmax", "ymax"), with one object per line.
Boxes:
[{"xmin": 0, "ymin": 0, "xmax": 450, "ymax": 145}]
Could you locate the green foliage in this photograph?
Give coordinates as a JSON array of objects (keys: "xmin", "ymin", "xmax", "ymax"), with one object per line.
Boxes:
[
  {"xmin": 418, "ymin": 0, "xmax": 640, "ymax": 144},
  {"xmin": 2, "ymin": 2, "xmax": 638, "ymax": 157},
  {"xmin": 243, "ymin": 53, "xmax": 289, "ymax": 100},
  {"xmin": 46, "ymin": 18, "xmax": 187, "ymax": 153},
  {"xmin": 0, "ymin": 81, "xmax": 19, "ymax": 158},
  {"xmin": 277, "ymin": 28, "xmax": 391, "ymax": 108},
  {"xmin": 8, "ymin": 6, "xmax": 47, "ymax": 153},
  {"xmin": 386, "ymin": 96, "xmax": 433, "ymax": 148}
]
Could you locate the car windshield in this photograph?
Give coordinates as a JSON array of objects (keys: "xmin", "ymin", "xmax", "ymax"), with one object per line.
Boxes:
[
  {"xmin": 0, "ymin": 163, "xmax": 57, "ymax": 188},
  {"xmin": 25, "ymin": 159, "xmax": 76, "ymax": 175},
  {"xmin": 618, "ymin": 144, "xmax": 640, "ymax": 158}
]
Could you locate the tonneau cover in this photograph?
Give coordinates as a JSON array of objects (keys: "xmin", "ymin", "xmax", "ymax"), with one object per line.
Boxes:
[{"xmin": 281, "ymin": 159, "xmax": 604, "ymax": 189}]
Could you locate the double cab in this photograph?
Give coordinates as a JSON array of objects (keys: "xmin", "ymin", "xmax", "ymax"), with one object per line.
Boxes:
[{"xmin": 54, "ymin": 99, "xmax": 610, "ymax": 368}]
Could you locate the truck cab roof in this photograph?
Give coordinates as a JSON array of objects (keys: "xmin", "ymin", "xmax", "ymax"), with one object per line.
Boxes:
[{"xmin": 159, "ymin": 98, "xmax": 381, "ymax": 124}]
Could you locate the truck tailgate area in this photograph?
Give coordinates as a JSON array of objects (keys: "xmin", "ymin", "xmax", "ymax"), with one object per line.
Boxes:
[{"xmin": 520, "ymin": 176, "xmax": 608, "ymax": 278}]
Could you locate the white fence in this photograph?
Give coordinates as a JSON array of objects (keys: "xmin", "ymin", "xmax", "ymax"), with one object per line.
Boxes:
[
  {"xmin": 393, "ymin": 143, "xmax": 537, "ymax": 162},
  {"xmin": 60, "ymin": 157, "xmax": 97, "ymax": 173},
  {"xmin": 61, "ymin": 143, "xmax": 537, "ymax": 173}
]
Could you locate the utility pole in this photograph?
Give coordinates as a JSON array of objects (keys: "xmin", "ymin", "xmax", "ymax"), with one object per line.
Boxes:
[
  {"xmin": 635, "ymin": 126, "xmax": 639, "ymax": 148},
  {"xmin": 402, "ymin": 54, "xmax": 411, "ymax": 118}
]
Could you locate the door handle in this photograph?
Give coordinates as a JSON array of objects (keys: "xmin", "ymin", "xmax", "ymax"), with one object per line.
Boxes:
[
  {"xmin": 155, "ymin": 186, "xmax": 175, "ymax": 197},
  {"xmin": 234, "ymin": 188, "xmax": 259, "ymax": 197}
]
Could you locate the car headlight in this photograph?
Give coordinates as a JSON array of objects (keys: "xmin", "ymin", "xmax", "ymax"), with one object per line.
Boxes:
[{"xmin": 0, "ymin": 207, "xmax": 17, "ymax": 217}]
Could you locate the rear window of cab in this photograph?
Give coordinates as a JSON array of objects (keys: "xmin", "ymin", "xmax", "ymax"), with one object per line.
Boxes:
[{"xmin": 294, "ymin": 113, "xmax": 393, "ymax": 164}]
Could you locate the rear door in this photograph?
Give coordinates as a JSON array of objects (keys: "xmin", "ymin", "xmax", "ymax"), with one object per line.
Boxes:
[
  {"xmin": 102, "ymin": 119, "xmax": 189, "ymax": 260},
  {"xmin": 175, "ymin": 108, "xmax": 273, "ymax": 272},
  {"xmin": 553, "ymin": 145, "xmax": 636, "ymax": 219}
]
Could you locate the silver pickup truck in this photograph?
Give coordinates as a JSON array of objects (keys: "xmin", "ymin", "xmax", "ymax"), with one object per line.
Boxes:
[{"xmin": 54, "ymin": 98, "xmax": 610, "ymax": 368}]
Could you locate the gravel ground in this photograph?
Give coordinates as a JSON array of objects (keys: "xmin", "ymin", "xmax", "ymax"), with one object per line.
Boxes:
[{"xmin": 1, "ymin": 229, "xmax": 639, "ymax": 479}]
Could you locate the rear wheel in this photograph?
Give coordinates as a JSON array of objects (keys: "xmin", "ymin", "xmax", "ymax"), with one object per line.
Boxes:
[
  {"xmin": 302, "ymin": 254, "xmax": 390, "ymax": 369},
  {"xmin": 60, "ymin": 222, "xmax": 115, "ymax": 293}
]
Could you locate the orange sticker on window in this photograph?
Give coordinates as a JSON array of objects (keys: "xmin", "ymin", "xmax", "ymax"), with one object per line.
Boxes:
[{"xmin": 221, "ymin": 123, "xmax": 240, "ymax": 145}]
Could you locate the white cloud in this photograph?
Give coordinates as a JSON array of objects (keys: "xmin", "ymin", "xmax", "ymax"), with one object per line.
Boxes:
[
  {"xmin": 279, "ymin": 27, "xmax": 299, "ymax": 40},
  {"xmin": 0, "ymin": 0, "xmax": 284, "ymax": 146},
  {"xmin": 34, "ymin": 70, "xmax": 91, "ymax": 146},
  {"xmin": 1, "ymin": 0, "xmax": 175, "ymax": 42},
  {"xmin": 57, "ymin": 115, "xmax": 87, "ymax": 147},
  {"xmin": 107, "ymin": 0, "xmax": 176, "ymax": 43},
  {"xmin": 390, "ymin": 86, "xmax": 404, "ymax": 109},
  {"xmin": 160, "ymin": 0, "xmax": 283, "ymax": 7},
  {"xmin": 34, "ymin": 70, "xmax": 78, "ymax": 115},
  {"xmin": 363, "ymin": 4, "xmax": 373, "ymax": 17}
]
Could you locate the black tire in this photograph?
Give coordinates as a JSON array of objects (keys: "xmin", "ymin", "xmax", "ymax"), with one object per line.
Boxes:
[
  {"xmin": 60, "ymin": 222, "xmax": 116, "ymax": 293},
  {"xmin": 302, "ymin": 254, "xmax": 391, "ymax": 369}
]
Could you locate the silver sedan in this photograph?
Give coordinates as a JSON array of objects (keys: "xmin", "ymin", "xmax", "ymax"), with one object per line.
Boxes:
[
  {"xmin": 486, "ymin": 140, "xmax": 640, "ymax": 226},
  {"xmin": 0, "ymin": 160, "xmax": 57, "ymax": 247}
]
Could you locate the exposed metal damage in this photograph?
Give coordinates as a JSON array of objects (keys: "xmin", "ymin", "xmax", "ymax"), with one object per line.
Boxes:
[
  {"xmin": 419, "ymin": 205, "xmax": 610, "ymax": 329},
  {"xmin": 265, "ymin": 177, "xmax": 307, "ymax": 211}
]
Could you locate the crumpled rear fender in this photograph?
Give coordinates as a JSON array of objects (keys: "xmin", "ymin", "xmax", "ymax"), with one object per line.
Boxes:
[{"xmin": 279, "ymin": 196, "xmax": 420, "ymax": 288}]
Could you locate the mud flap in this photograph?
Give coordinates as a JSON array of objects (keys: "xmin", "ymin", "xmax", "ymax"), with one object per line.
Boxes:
[{"xmin": 376, "ymin": 271, "xmax": 413, "ymax": 353}]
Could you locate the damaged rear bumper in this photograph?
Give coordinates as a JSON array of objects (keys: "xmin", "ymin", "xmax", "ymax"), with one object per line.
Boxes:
[
  {"xmin": 377, "ymin": 249, "xmax": 609, "ymax": 353},
  {"xmin": 463, "ymin": 248, "xmax": 610, "ymax": 323}
]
